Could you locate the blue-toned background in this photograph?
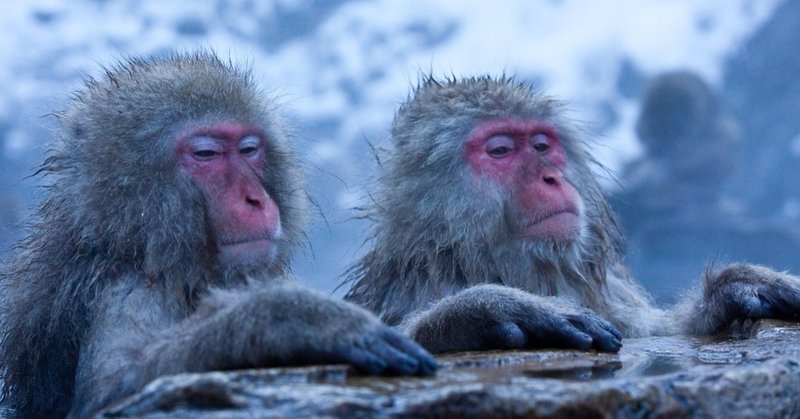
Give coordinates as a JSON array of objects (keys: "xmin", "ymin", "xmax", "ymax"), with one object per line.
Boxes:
[{"xmin": 1, "ymin": 0, "xmax": 797, "ymax": 303}]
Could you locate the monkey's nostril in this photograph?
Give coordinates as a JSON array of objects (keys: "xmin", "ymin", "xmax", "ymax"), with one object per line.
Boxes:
[
  {"xmin": 543, "ymin": 175, "xmax": 558, "ymax": 186},
  {"xmin": 246, "ymin": 197, "xmax": 263, "ymax": 208}
]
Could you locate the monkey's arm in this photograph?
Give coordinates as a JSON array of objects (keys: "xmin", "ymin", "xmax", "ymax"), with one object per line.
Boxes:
[
  {"xmin": 604, "ymin": 272, "xmax": 671, "ymax": 337},
  {"xmin": 70, "ymin": 278, "xmax": 436, "ymax": 417},
  {"xmin": 399, "ymin": 284, "xmax": 622, "ymax": 354},
  {"xmin": 675, "ymin": 263, "xmax": 800, "ymax": 335}
]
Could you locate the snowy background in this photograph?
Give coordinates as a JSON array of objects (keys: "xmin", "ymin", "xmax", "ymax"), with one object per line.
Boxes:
[{"xmin": 0, "ymin": 0, "xmax": 795, "ymax": 302}]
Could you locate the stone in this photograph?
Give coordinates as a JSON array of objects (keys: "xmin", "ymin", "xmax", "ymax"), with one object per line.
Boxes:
[{"xmin": 101, "ymin": 320, "xmax": 800, "ymax": 418}]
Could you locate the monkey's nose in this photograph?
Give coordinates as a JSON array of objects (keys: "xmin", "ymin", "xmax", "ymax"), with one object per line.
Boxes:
[
  {"xmin": 245, "ymin": 195, "xmax": 264, "ymax": 210},
  {"xmin": 542, "ymin": 173, "xmax": 562, "ymax": 186}
]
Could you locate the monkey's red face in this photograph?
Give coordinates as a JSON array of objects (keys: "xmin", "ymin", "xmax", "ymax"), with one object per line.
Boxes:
[
  {"xmin": 465, "ymin": 119, "xmax": 583, "ymax": 242},
  {"xmin": 177, "ymin": 122, "xmax": 282, "ymax": 267}
]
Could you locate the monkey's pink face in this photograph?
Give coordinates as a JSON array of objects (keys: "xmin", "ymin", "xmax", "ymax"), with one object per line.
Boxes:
[
  {"xmin": 177, "ymin": 122, "xmax": 282, "ymax": 267},
  {"xmin": 465, "ymin": 119, "xmax": 583, "ymax": 242}
]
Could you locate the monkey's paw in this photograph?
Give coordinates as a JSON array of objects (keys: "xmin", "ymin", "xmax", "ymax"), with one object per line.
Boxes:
[
  {"xmin": 709, "ymin": 263, "xmax": 800, "ymax": 321},
  {"xmin": 327, "ymin": 321, "xmax": 438, "ymax": 376},
  {"xmin": 408, "ymin": 284, "xmax": 622, "ymax": 353},
  {"xmin": 265, "ymin": 285, "xmax": 437, "ymax": 376}
]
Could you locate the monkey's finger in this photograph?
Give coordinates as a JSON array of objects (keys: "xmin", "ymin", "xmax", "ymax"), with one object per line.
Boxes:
[
  {"xmin": 486, "ymin": 322, "xmax": 526, "ymax": 350},
  {"xmin": 535, "ymin": 319, "xmax": 593, "ymax": 350},
  {"xmin": 566, "ymin": 316, "xmax": 621, "ymax": 353},
  {"xmin": 517, "ymin": 316, "xmax": 592, "ymax": 350},
  {"xmin": 576, "ymin": 314, "xmax": 623, "ymax": 341},
  {"xmin": 554, "ymin": 325, "xmax": 594, "ymax": 350},
  {"xmin": 343, "ymin": 347, "xmax": 389, "ymax": 376},
  {"xmin": 379, "ymin": 327, "xmax": 438, "ymax": 375},
  {"xmin": 760, "ymin": 286, "xmax": 800, "ymax": 317},
  {"xmin": 590, "ymin": 330, "xmax": 622, "ymax": 353},
  {"xmin": 590, "ymin": 318, "xmax": 623, "ymax": 344},
  {"xmin": 729, "ymin": 289, "xmax": 765, "ymax": 318},
  {"xmin": 605, "ymin": 323, "xmax": 623, "ymax": 341},
  {"xmin": 365, "ymin": 335, "xmax": 422, "ymax": 376}
]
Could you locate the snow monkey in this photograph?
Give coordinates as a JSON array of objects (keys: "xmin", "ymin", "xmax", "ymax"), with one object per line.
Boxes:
[
  {"xmin": 344, "ymin": 75, "xmax": 800, "ymax": 354},
  {"xmin": 0, "ymin": 52, "xmax": 435, "ymax": 418}
]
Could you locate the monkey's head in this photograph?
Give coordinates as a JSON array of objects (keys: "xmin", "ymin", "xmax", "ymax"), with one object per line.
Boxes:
[
  {"xmin": 50, "ymin": 52, "xmax": 307, "ymax": 281},
  {"xmin": 636, "ymin": 71, "xmax": 717, "ymax": 155},
  {"xmin": 377, "ymin": 76, "xmax": 619, "ymax": 263}
]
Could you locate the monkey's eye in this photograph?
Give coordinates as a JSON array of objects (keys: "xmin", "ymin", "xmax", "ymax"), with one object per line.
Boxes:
[
  {"xmin": 238, "ymin": 135, "xmax": 261, "ymax": 157},
  {"xmin": 193, "ymin": 149, "xmax": 220, "ymax": 159},
  {"xmin": 531, "ymin": 134, "xmax": 550, "ymax": 153},
  {"xmin": 485, "ymin": 135, "xmax": 515, "ymax": 158},
  {"xmin": 187, "ymin": 136, "xmax": 224, "ymax": 161}
]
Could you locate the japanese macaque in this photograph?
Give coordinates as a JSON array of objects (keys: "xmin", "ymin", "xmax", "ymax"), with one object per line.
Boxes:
[
  {"xmin": 616, "ymin": 70, "xmax": 742, "ymax": 226},
  {"xmin": 0, "ymin": 53, "xmax": 435, "ymax": 419},
  {"xmin": 611, "ymin": 71, "xmax": 760, "ymax": 303},
  {"xmin": 343, "ymin": 76, "xmax": 800, "ymax": 354}
]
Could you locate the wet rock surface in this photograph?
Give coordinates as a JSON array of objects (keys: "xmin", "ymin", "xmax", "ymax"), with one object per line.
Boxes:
[{"xmin": 102, "ymin": 320, "xmax": 800, "ymax": 418}]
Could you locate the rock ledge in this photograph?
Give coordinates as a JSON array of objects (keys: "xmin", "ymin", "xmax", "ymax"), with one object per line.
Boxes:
[{"xmin": 103, "ymin": 320, "xmax": 800, "ymax": 418}]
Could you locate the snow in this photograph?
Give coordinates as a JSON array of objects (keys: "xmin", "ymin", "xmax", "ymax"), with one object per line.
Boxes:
[{"xmin": 0, "ymin": 1, "xmax": 779, "ymax": 154}]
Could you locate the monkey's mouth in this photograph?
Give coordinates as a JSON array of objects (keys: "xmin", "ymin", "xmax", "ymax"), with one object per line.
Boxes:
[
  {"xmin": 520, "ymin": 208, "xmax": 581, "ymax": 240},
  {"xmin": 220, "ymin": 235, "xmax": 274, "ymax": 247},
  {"xmin": 528, "ymin": 208, "xmax": 579, "ymax": 225},
  {"xmin": 217, "ymin": 236, "xmax": 277, "ymax": 265}
]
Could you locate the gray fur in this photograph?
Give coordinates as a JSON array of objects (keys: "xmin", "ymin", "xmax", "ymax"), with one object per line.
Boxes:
[
  {"xmin": 675, "ymin": 263, "xmax": 800, "ymax": 335},
  {"xmin": 0, "ymin": 52, "xmax": 434, "ymax": 419},
  {"xmin": 344, "ymin": 75, "xmax": 800, "ymax": 353}
]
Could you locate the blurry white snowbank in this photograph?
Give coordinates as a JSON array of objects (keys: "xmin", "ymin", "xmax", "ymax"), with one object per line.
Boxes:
[{"xmin": 0, "ymin": 0, "xmax": 779, "ymax": 172}]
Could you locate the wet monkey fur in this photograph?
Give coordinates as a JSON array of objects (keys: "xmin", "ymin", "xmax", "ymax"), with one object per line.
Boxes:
[
  {"xmin": 0, "ymin": 53, "xmax": 435, "ymax": 418},
  {"xmin": 344, "ymin": 76, "xmax": 800, "ymax": 354}
]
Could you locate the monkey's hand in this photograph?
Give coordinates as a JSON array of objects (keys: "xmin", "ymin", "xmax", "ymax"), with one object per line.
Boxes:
[
  {"xmin": 73, "ymin": 280, "xmax": 437, "ymax": 418},
  {"xmin": 690, "ymin": 263, "xmax": 800, "ymax": 335},
  {"xmin": 403, "ymin": 284, "xmax": 622, "ymax": 354},
  {"xmin": 300, "ymin": 293, "xmax": 440, "ymax": 376},
  {"xmin": 206, "ymin": 281, "xmax": 438, "ymax": 376}
]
